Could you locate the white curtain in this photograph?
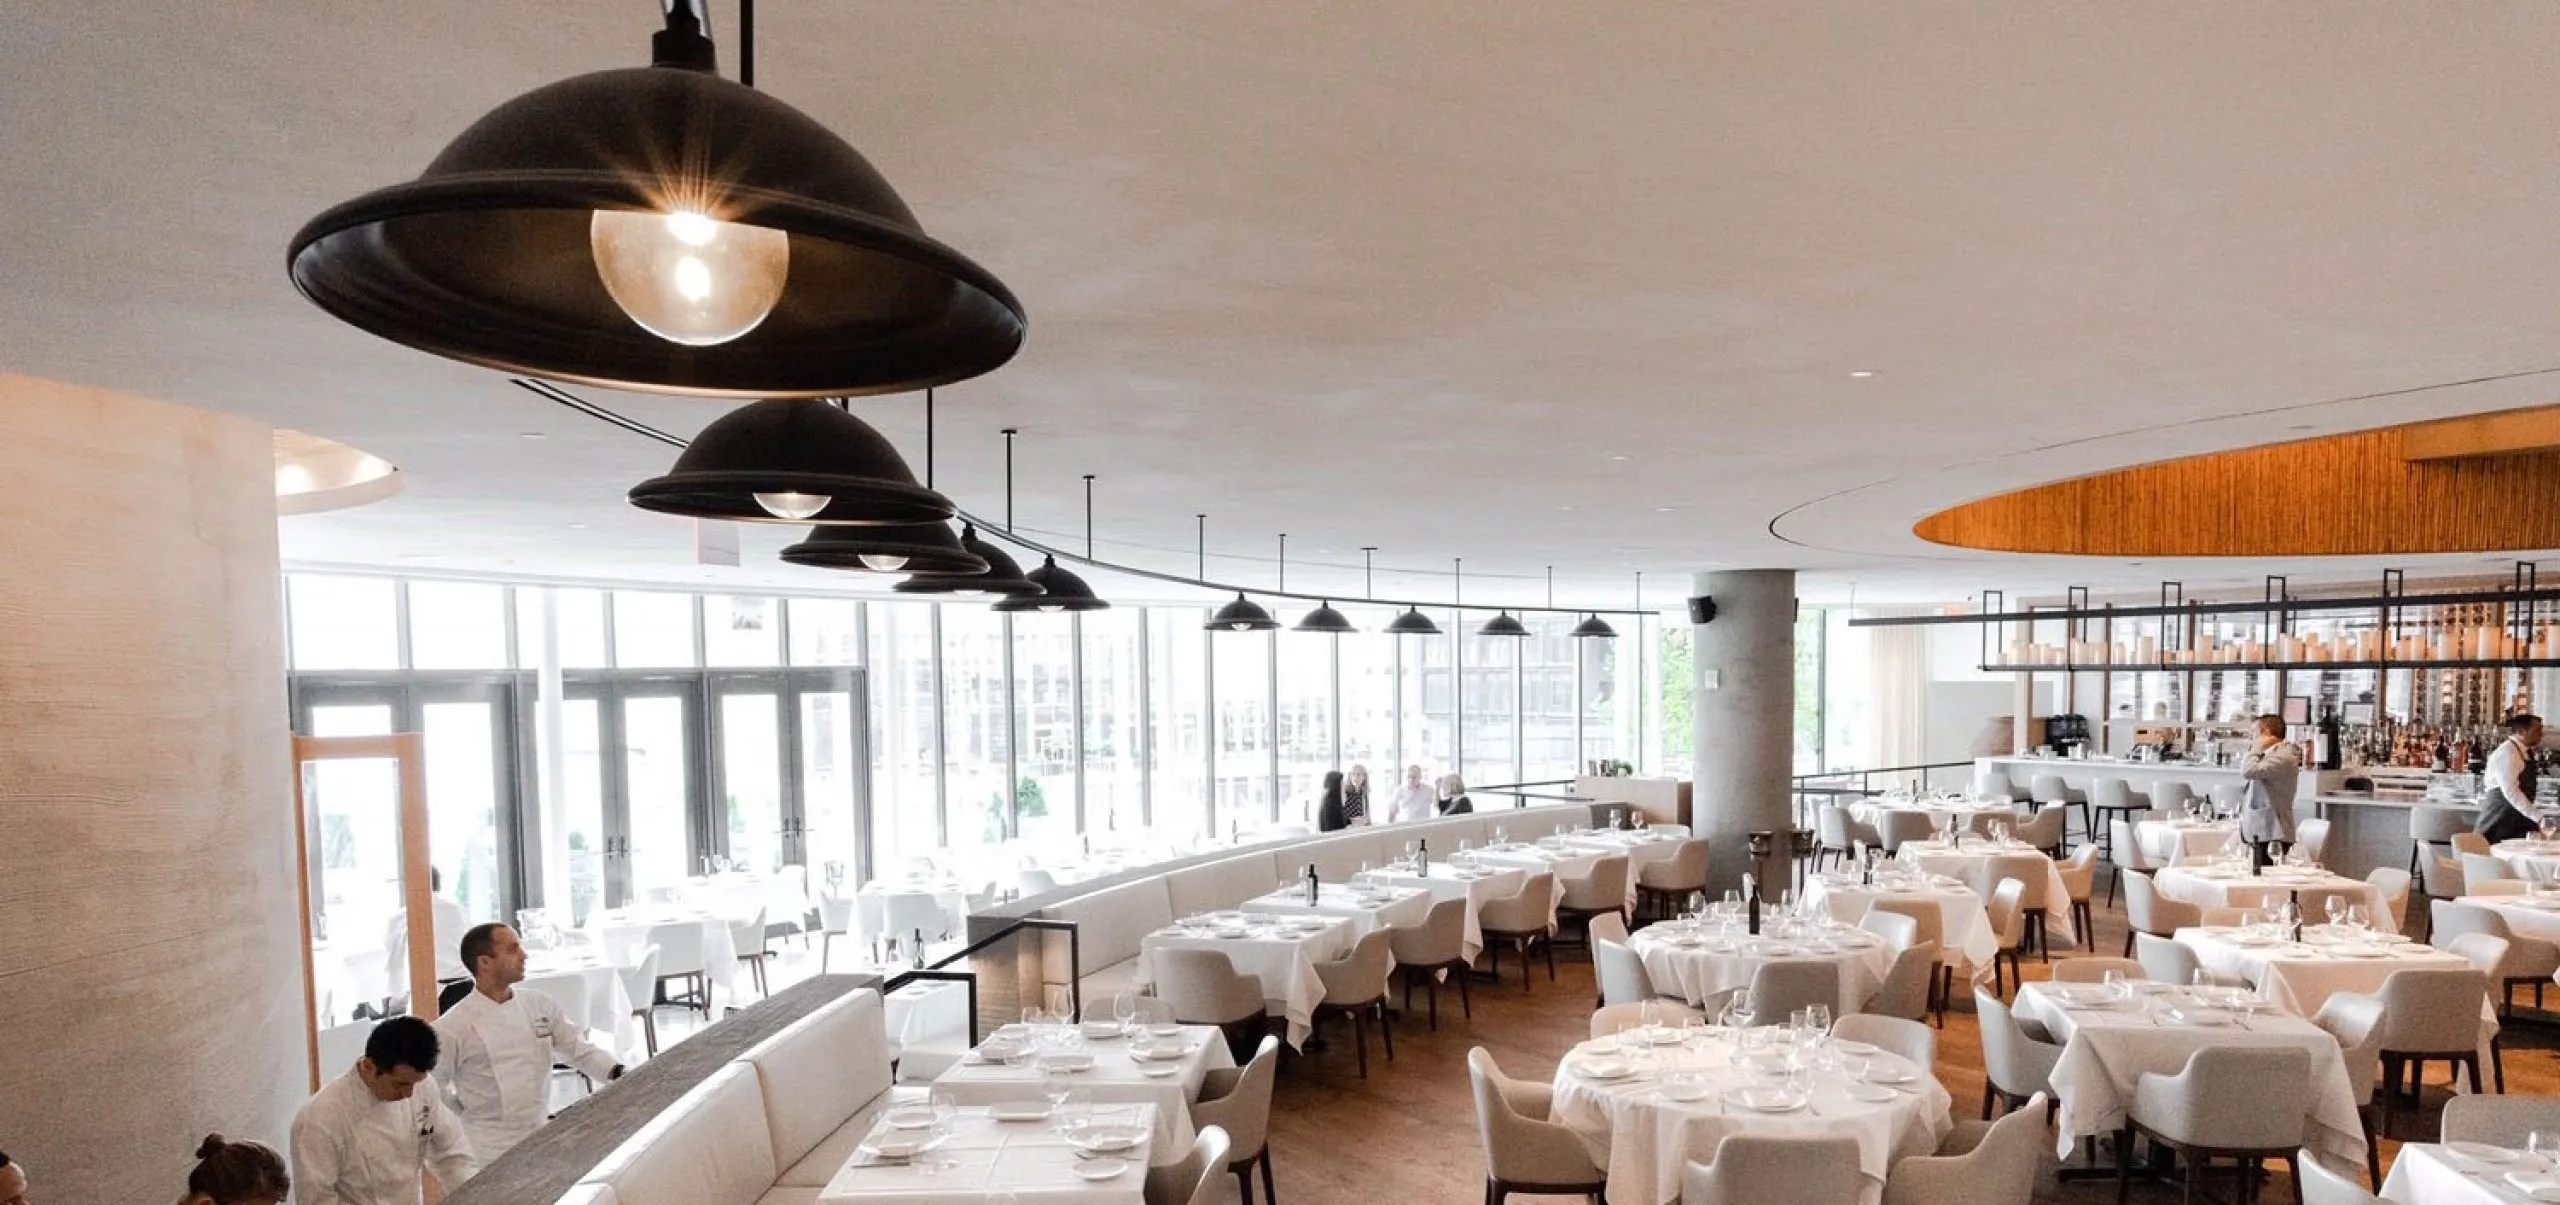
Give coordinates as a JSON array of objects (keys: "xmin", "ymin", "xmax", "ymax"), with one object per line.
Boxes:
[{"xmin": 1864, "ymin": 611, "xmax": 1931, "ymax": 780}]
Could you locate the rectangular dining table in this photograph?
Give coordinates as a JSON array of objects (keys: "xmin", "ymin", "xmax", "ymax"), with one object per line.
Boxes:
[
  {"xmin": 1368, "ymin": 862, "xmax": 1529, "ymax": 961},
  {"xmin": 1237, "ymin": 882, "xmax": 1432, "ymax": 940},
  {"xmin": 932, "ymin": 1023, "xmax": 1235, "ymax": 1153},
  {"xmin": 2009, "ymin": 980, "xmax": 2365, "ymax": 1164},
  {"xmin": 817, "ymin": 1103, "xmax": 1162, "ymax": 1205},
  {"xmin": 2378, "ymin": 1142, "xmax": 2560, "ymax": 1203},
  {"xmin": 1137, "ymin": 915, "xmax": 1356, "ymax": 1048}
]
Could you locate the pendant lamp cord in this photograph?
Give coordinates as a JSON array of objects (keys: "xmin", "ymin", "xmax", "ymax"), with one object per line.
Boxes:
[
  {"xmin": 1002, "ymin": 427, "xmax": 1017, "ymax": 532},
  {"xmin": 1278, "ymin": 534, "xmax": 1287, "ymax": 592},
  {"xmin": 1363, "ymin": 547, "xmax": 1377, "ymax": 596},
  {"xmin": 739, "ymin": 0, "xmax": 754, "ymax": 87},
  {"xmin": 923, "ymin": 388, "xmax": 935, "ymax": 489},
  {"xmin": 1083, "ymin": 475, "xmax": 1095, "ymax": 558},
  {"xmin": 653, "ymin": 0, "xmax": 717, "ymax": 72},
  {"xmin": 1197, "ymin": 514, "xmax": 1206, "ymax": 579},
  {"xmin": 1454, "ymin": 557, "xmax": 1463, "ymax": 606}
]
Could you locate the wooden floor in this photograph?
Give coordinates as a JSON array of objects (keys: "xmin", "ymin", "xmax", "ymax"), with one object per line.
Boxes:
[{"xmin": 1252, "ymin": 893, "xmax": 2560, "ymax": 1205}]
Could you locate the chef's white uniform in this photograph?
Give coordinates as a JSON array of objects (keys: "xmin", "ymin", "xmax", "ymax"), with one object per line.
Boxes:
[
  {"xmin": 290, "ymin": 1066, "xmax": 477, "ymax": 1205},
  {"xmin": 433, "ymin": 986, "xmax": 621, "ymax": 1160}
]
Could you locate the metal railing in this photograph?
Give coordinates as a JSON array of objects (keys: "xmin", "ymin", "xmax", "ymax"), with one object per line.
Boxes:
[
  {"xmin": 1468, "ymin": 777, "xmax": 1590, "ymax": 805},
  {"xmin": 1789, "ymin": 761, "xmax": 1975, "ymax": 826},
  {"xmin": 882, "ymin": 917, "xmax": 1081, "ymax": 1047}
]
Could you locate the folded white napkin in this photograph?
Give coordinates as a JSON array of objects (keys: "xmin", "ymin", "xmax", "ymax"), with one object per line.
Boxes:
[{"xmin": 2505, "ymin": 1169, "xmax": 2560, "ymax": 1201}]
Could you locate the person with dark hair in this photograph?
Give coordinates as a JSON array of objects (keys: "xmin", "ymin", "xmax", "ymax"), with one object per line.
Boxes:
[
  {"xmin": 0, "ymin": 1148, "xmax": 27, "ymax": 1205},
  {"xmin": 290, "ymin": 1015, "xmax": 476, "ymax": 1205},
  {"xmin": 2478, "ymin": 712, "xmax": 2547, "ymax": 843},
  {"xmin": 2238, "ymin": 713, "xmax": 2302, "ymax": 861},
  {"xmin": 1316, "ymin": 770, "xmax": 1347, "ymax": 832},
  {"xmin": 181, "ymin": 1135, "xmax": 288, "ymax": 1205},
  {"xmin": 434, "ymin": 923, "xmax": 622, "ymax": 1159}
]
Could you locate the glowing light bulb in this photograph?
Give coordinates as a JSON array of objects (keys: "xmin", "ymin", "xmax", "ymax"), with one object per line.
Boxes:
[
  {"xmin": 752, "ymin": 491, "xmax": 830, "ymax": 520},
  {"xmin": 590, "ymin": 208, "xmax": 789, "ymax": 346},
  {"xmin": 1230, "ymin": 620, "xmax": 1253, "ymax": 632},
  {"xmin": 857, "ymin": 553, "xmax": 910, "ymax": 572}
]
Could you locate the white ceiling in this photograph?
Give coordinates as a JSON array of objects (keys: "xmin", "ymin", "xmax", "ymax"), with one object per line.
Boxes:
[{"xmin": 7, "ymin": 2, "xmax": 2560, "ymax": 610}]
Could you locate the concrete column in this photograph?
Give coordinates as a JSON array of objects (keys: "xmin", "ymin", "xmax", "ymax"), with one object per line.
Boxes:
[
  {"xmin": 1689, "ymin": 570, "xmax": 1796, "ymax": 890},
  {"xmin": 0, "ymin": 375, "xmax": 299, "ymax": 1202}
]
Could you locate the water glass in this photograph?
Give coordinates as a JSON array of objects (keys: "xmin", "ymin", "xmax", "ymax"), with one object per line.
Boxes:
[
  {"xmin": 2530, "ymin": 1130, "xmax": 2560, "ymax": 1161},
  {"xmin": 1112, "ymin": 990, "xmax": 1139, "ymax": 1027},
  {"xmin": 1800, "ymin": 1003, "xmax": 1833, "ymax": 1035},
  {"xmin": 2101, "ymin": 969, "xmax": 2131, "ymax": 1001}
]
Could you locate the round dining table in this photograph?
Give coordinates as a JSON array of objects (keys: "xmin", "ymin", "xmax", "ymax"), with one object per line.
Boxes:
[
  {"xmin": 1549, "ymin": 1027, "xmax": 1952, "ymax": 1205},
  {"xmin": 1626, "ymin": 919, "xmax": 1892, "ymax": 1014}
]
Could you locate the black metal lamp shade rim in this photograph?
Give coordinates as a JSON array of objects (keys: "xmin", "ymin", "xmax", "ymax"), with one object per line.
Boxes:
[
  {"xmin": 1478, "ymin": 612, "xmax": 1531, "ymax": 637},
  {"xmin": 1206, "ymin": 595, "xmax": 1279, "ymax": 631},
  {"xmin": 780, "ymin": 523, "xmax": 989, "ymax": 575},
  {"xmin": 287, "ymin": 64, "xmax": 1025, "ymax": 398},
  {"xmin": 894, "ymin": 529, "xmax": 1042, "ymax": 595},
  {"xmin": 996, "ymin": 557, "xmax": 1110, "ymax": 612},
  {"xmin": 1571, "ymin": 614, "xmax": 1620, "ymax": 638},
  {"xmin": 628, "ymin": 470, "xmax": 952, "ymax": 525}
]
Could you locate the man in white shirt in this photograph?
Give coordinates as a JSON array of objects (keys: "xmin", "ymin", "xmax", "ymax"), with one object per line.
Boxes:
[
  {"xmin": 1385, "ymin": 764, "xmax": 1436, "ymax": 825},
  {"xmin": 291, "ymin": 1016, "xmax": 477, "ymax": 1205},
  {"xmin": 2478, "ymin": 712, "xmax": 2546, "ymax": 843},
  {"xmin": 382, "ymin": 867, "xmax": 474, "ymax": 1008},
  {"xmin": 433, "ymin": 923, "xmax": 623, "ymax": 1161}
]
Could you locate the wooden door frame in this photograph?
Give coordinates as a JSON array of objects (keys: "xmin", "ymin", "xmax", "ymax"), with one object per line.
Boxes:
[{"xmin": 292, "ymin": 732, "xmax": 432, "ymax": 1091}]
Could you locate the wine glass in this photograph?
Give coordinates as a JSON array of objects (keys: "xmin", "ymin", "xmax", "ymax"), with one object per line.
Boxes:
[
  {"xmin": 1113, "ymin": 990, "xmax": 1138, "ymax": 1029},
  {"xmin": 1685, "ymin": 891, "xmax": 1706, "ymax": 920},
  {"xmin": 1725, "ymin": 989, "xmax": 1758, "ymax": 1032},
  {"xmin": 1022, "ymin": 1005, "xmax": 1049, "ymax": 1029},
  {"xmin": 2101, "ymin": 968, "xmax": 2131, "ymax": 1001},
  {"xmin": 2530, "ymin": 1129, "xmax": 2560, "ymax": 1161},
  {"xmin": 2324, "ymin": 895, "xmax": 2347, "ymax": 930}
]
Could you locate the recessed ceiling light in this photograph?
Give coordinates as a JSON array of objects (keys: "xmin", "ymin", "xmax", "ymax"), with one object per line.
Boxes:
[
  {"xmin": 2286, "ymin": 424, "xmax": 2316, "ymax": 432},
  {"xmin": 1558, "ymin": 505, "xmax": 1575, "ymax": 512},
  {"xmin": 567, "ymin": 522, "xmax": 589, "ymax": 529},
  {"xmin": 1654, "ymin": 506, "xmax": 1674, "ymax": 513},
  {"xmin": 1848, "ymin": 370, "xmax": 1876, "ymax": 379},
  {"xmin": 1610, "ymin": 455, "xmax": 1630, "ymax": 462},
  {"xmin": 520, "ymin": 431, "xmax": 546, "ymax": 439}
]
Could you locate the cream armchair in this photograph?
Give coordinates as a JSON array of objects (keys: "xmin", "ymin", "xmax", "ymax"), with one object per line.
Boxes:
[
  {"xmin": 1477, "ymin": 871, "xmax": 1557, "ymax": 989},
  {"xmin": 1467, "ymin": 1048, "xmax": 1607, "ymax": 1205},
  {"xmin": 1881, "ymin": 1091, "xmax": 2046, "ymax": 1205},
  {"xmin": 1388, "ymin": 897, "xmax": 1471, "ymax": 1028},
  {"xmin": 1555, "ymin": 854, "xmax": 1632, "ymax": 948},
  {"xmin": 2432, "ymin": 898, "xmax": 2560, "ymax": 1016},
  {"xmin": 1681, "ymin": 1132, "xmax": 1865, "ymax": 1205},
  {"xmin": 1310, "ymin": 929, "xmax": 1395, "ymax": 1077},
  {"xmin": 2120, "ymin": 1047, "xmax": 2315, "ymax": 1204},
  {"xmin": 1192, "ymin": 1036, "xmax": 1280, "ymax": 1205},
  {"xmin": 2312, "ymin": 964, "xmax": 2493, "ymax": 1148}
]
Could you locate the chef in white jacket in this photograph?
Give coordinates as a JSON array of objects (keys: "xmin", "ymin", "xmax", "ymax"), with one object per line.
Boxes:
[
  {"xmin": 1385, "ymin": 764, "xmax": 1437, "ymax": 825},
  {"xmin": 291, "ymin": 1016, "xmax": 478, "ymax": 1205},
  {"xmin": 433, "ymin": 922, "xmax": 624, "ymax": 1160}
]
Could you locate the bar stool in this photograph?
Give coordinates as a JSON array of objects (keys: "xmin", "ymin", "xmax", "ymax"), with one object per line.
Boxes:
[
  {"xmin": 2150, "ymin": 780, "xmax": 2198, "ymax": 816},
  {"xmin": 2410, "ymin": 805, "xmax": 2475, "ymax": 893},
  {"xmin": 2029, "ymin": 774, "xmax": 2090, "ymax": 847},
  {"xmin": 2086, "ymin": 778, "xmax": 2148, "ymax": 864}
]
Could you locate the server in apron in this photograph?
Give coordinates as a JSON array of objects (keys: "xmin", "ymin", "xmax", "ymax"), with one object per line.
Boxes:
[{"xmin": 2476, "ymin": 713, "xmax": 2546, "ymax": 843}]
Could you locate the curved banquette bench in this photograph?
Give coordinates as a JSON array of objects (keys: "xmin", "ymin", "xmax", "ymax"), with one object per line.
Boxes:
[
  {"xmin": 448, "ymin": 975, "xmax": 908, "ymax": 1205},
  {"xmin": 1009, "ymin": 803, "xmax": 1601, "ymax": 1001}
]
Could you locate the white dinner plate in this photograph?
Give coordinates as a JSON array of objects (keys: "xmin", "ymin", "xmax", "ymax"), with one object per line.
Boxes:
[
  {"xmin": 883, "ymin": 1106, "xmax": 937, "ymax": 1130},
  {"xmin": 1073, "ymin": 1124, "xmax": 1148, "ymax": 1153},
  {"xmin": 1832, "ymin": 1040, "xmax": 1879, "ymax": 1058},
  {"xmin": 1573, "ymin": 1057, "xmax": 1635, "ymax": 1080},
  {"xmin": 1079, "ymin": 1021, "xmax": 1125, "ymax": 1040},
  {"xmin": 1138, "ymin": 1065, "xmax": 1181, "ymax": 1078},
  {"xmin": 1732, "ymin": 1086, "xmax": 1809, "ymax": 1113},
  {"xmin": 1146, "ymin": 1023, "xmax": 1185, "ymax": 1037},
  {"xmin": 989, "ymin": 1101, "xmax": 1052, "ymax": 1122},
  {"xmin": 1659, "ymin": 1080, "xmax": 1713, "ymax": 1102},
  {"xmin": 1037, "ymin": 1053, "xmax": 1096, "ymax": 1073},
  {"xmin": 863, "ymin": 1134, "xmax": 943, "ymax": 1160},
  {"xmin": 1861, "ymin": 1065, "xmax": 1917, "ymax": 1085},
  {"xmin": 1073, "ymin": 1157, "xmax": 1132, "ymax": 1181},
  {"xmin": 1845, "ymin": 1082, "xmax": 1898, "ymax": 1103}
]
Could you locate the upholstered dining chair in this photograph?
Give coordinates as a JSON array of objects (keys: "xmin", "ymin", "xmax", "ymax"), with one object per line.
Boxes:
[
  {"xmin": 1477, "ymin": 872, "xmax": 1558, "ymax": 990},
  {"xmin": 1981, "ymin": 878, "xmax": 2028, "ymax": 998},
  {"xmin": 2431, "ymin": 898, "xmax": 2560, "ymax": 1016},
  {"xmin": 1975, "ymin": 992, "xmax": 2059, "ymax": 1121},
  {"xmin": 2312, "ymin": 964, "xmax": 2495, "ymax": 1143},
  {"xmin": 2295, "ymin": 1150, "xmax": 2380, "ymax": 1205},
  {"xmin": 1880, "ymin": 1092, "xmax": 2045, "ymax": 1205},
  {"xmin": 1743, "ymin": 959, "xmax": 1839, "ymax": 1026},
  {"xmin": 2441, "ymin": 1094, "xmax": 2560, "ymax": 1148},
  {"xmin": 815, "ymin": 896, "xmax": 857, "ymax": 974},
  {"xmin": 2462, "ymin": 852, "xmax": 2517, "ymax": 895},
  {"xmin": 2453, "ymin": 832, "xmax": 2495, "ymax": 858},
  {"xmin": 1858, "ymin": 908, "xmax": 1918, "ymax": 954},
  {"xmin": 2133, "ymin": 932, "xmax": 2241, "ymax": 989},
  {"xmin": 1875, "ymin": 810, "xmax": 1935, "ymax": 854},
  {"xmin": 2116, "ymin": 1047, "xmax": 2314, "ymax": 1205},
  {"xmin": 1680, "ymin": 1132, "xmax": 1865, "ymax": 1205},
  {"xmin": 2118, "ymin": 870, "xmax": 2200, "ymax": 956},
  {"xmin": 1309, "ymin": 929, "xmax": 1395, "ymax": 1076},
  {"xmin": 728, "ymin": 906, "xmax": 772, "ymax": 999},
  {"xmin": 1554, "ymin": 854, "xmax": 1632, "ymax": 950},
  {"xmin": 1145, "ymin": 1125, "xmax": 1232, "ymax": 1205},
  {"xmin": 1157, "ymin": 947, "xmax": 1271, "ymax": 1063},
  {"xmin": 2055, "ymin": 844, "xmax": 2099, "ymax": 942},
  {"xmin": 2149, "ymin": 780, "xmax": 2198, "ymax": 816},
  {"xmin": 2106, "ymin": 820, "xmax": 2164, "ymax": 907},
  {"xmin": 619, "ymin": 944, "xmax": 662, "ymax": 1056},
  {"xmin": 1636, "ymin": 838, "xmax": 1709, "ymax": 921},
  {"xmin": 2086, "ymin": 777, "xmax": 2149, "ymax": 863},
  {"xmin": 1594, "ymin": 936, "xmax": 1654, "ymax": 1010},
  {"xmin": 2363, "ymin": 867, "xmax": 2412, "ymax": 935},
  {"xmin": 2011, "ymin": 805, "xmax": 2068, "ymax": 860},
  {"xmin": 2048, "ymin": 956, "xmax": 2144, "ymax": 983},
  {"xmin": 1192, "ymin": 1036, "xmax": 1281, "ymax": 1205},
  {"xmin": 2029, "ymin": 774, "xmax": 2090, "ymax": 846},
  {"xmin": 1973, "ymin": 853, "xmax": 2051, "ymax": 958},
  {"xmin": 1388, "ymin": 897, "xmax": 1472, "ymax": 1028},
  {"xmin": 2294, "ymin": 817, "xmax": 2332, "ymax": 866},
  {"xmin": 647, "ymin": 921, "xmax": 710, "ymax": 1017},
  {"xmin": 1860, "ymin": 940, "xmax": 1938, "ymax": 1022},
  {"xmin": 1863, "ymin": 897, "xmax": 1949, "ymax": 1026},
  {"xmin": 1468, "ymin": 1047, "xmax": 1608, "ymax": 1205}
]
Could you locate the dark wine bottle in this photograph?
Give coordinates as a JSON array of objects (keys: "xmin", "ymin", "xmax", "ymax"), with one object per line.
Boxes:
[
  {"xmin": 1306, "ymin": 863, "xmax": 1320, "ymax": 905},
  {"xmin": 1417, "ymin": 839, "xmax": 1429, "ymax": 877},
  {"xmin": 1744, "ymin": 872, "xmax": 1762, "ymax": 936}
]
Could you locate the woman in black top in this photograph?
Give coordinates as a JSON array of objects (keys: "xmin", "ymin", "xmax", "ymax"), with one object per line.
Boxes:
[
  {"xmin": 1316, "ymin": 770, "xmax": 1348, "ymax": 831},
  {"xmin": 1343, "ymin": 764, "xmax": 1372, "ymax": 825},
  {"xmin": 1436, "ymin": 773, "xmax": 1474, "ymax": 815}
]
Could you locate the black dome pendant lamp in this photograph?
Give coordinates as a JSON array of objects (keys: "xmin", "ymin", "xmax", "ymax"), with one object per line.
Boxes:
[
  {"xmin": 289, "ymin": 0, "xmax": 1025, "ymax": 399},
  {"xmin": 1271, "ymin": 534, "xmax": 1351, "ymax": 633},
  {"xmin": 1572, "ymin": 613, "xmax": 1620, "ymax": 639},
  {"xmin": 1200, "ymin": 516, "xmax": 1278, "ymax": 632},
  {"xmin": 1478, "ymin": 563, "xmax": 1535, "ymax": 638},
  {"xmin": 1381, "ymin": 547, "xmax": 1443, "ymax": 636},
  {"xmin": 894, "ymin": 415, "xmax": 1039, "ymax": 597},
  {"xmin": 997, "ymin": 469, "xmax": 1109, "ymax": 614},
  {"xmin": 628, "ymin": 397, "xmax": 951, "ymax": 524},
  {"xmin": 777, "ymin": 386, "xmax": 983, "ymax": 572}
]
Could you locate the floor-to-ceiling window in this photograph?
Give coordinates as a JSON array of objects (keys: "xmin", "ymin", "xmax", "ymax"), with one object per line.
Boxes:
[
  {"xmin": 1461, "ymin": 627, "xmax": 1520, "ymax": 792},
  {"xmin": 1403, "ymin": 613, "xmax": 1459, "ymax": 785},
  {"xmin": 1274, "ymin": 626, "xmax": 1335, "ymax": 825},
  {"xmin": 941, "ymin": 605, "xmax": 1010, "ymax": 853},
  {"xmin": 1146, "ymin": 608, "xmax": 1209, "ymax": 842},
  {"xmin": 1011, "ymin": 613, "xmax": 1078, "ymax": 846},
  {"xmin": 1210, "ymin": 628, "xmax": 1273, "ymax": 833},
  {"xmin": 1081, "ymin": 610, "xmax": 1146, "ymax": 837}
]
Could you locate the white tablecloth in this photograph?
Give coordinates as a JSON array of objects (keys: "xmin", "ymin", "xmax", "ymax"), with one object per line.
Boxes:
[
  {"xmin": 1239, "ymin": 883, "xmax": 1431, "ymax": 941},
  {"xmin": 2490, "ymin": 838, "xmax": 2560, "ymax": 882},
  {"xmin": 685, "ymin": 870, "xmax": 809, "ymax": 925},
  {"xmin": 1627, "ymin": 922, "xmax": 1891, "ymax": 1013},
  {"xmin": 2378, "ymin": 1142, "xmax": 2559, "ymax": 1204},
  {"xmin": 860, "ymin": 880, "xmax": 974, "ymax": 941},
  {"xmin": 1548, "ymin": 1034, "xmax": 1952, "ymax": 1205},
  {"xmin": 817, "ymin": 1104, "xmax": 1161, "ymax": 1205},
  {"xmin": 1370, "ymin": 863, "xmax": 1529, "ymax": 962},
  {"xmin": 1894, "ymin": 842, "xmax": 2078, "ymax": 948},
  {"xmin": 2175, "ymin": 927, "xmax": 2479, "ymax": 1018},
  {"xmin": 933, "ymin": 1024, "xmax": 1235, "ymax": 1154},
  {"xmin": 2154, "ymin": 866, "xmax": 2379, "ymax": 913},
  {"xmin": 1559, "ymin": 832, "xmax": 1689, "ymax": 903},
  {"xmin": 1136, "ymin": 916, "xmax": 1357, "ymax": 1049},
  {"xmin": 1850, "ymin": 801, "xmax": 2019, "ymax": 830},
  {"xmin": 2133, "ymin": 819, "xmax": 2241, "ymax": 866},
  {"xmin": 2469, "ymin": 894, "xmax": 2560, "ymax": 944},
  {"xmin": 1803, "ymin": 877, "xmax": 1999, "ymax": 973},
  {"xmin": 1472, "ymin": 844, "xmax": 1604, "ymax": 885},
  {"xmin": 591, "ymin": 910, "xmax": 740, "ymax": 993},
  {"xmin": 2010, "ymin": 981, "xmax": 2365, "ymax": 1164},
  {"xmin": 522, "ymin": 955, "xmax": 634, "ymax": 1049}
]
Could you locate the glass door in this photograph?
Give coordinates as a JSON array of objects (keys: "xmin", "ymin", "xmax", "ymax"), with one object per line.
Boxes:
[
  {"xmin": 564, "ymin": 679, "xmax": 708, "ymax": 910},
  {"xmin": 799, "ymin": 677, "xmax": 867, "ymax": 888},
  {"xmin": 293, "ymin": 680, "xmax": 522, "ymax": 927},
  {"xmin": 714, "ymin": 687, "xmax": 787, "ymax": 874}
]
